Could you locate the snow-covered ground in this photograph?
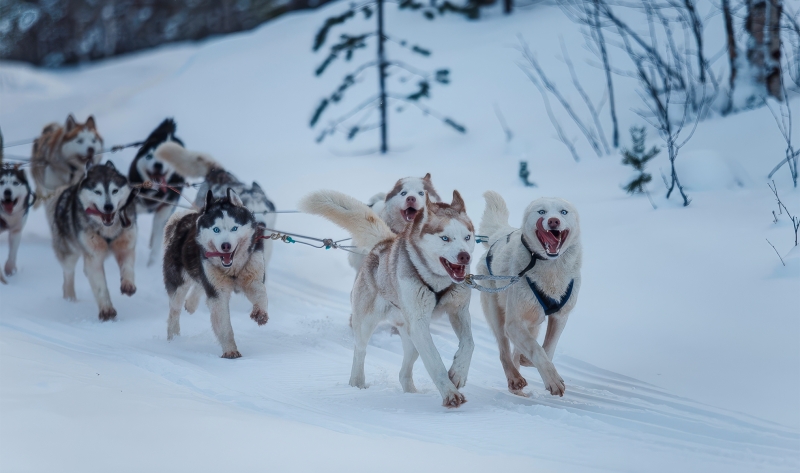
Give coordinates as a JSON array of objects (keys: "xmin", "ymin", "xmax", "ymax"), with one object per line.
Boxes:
[{"xmin": 1, "ymin": 2, "xmax": 798, "ymax": 471}]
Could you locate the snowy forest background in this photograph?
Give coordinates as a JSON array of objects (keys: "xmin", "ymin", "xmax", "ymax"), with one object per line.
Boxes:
[{"xmin": 0, "ymin": 0, "xmax": 798, "ymax": 471}]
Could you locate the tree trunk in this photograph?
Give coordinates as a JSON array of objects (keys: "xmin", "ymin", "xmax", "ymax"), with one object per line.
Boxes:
[
  {"xmin": 504, "ymin": 0, "xmax": 512, "ymax": 15},
  {"xmin": 377, "ymin": 0, "xmax": 388, "ymax": 154},
  {"xmin": 745, "ymin": 0, "xmax": 783, "ymax": 100}
]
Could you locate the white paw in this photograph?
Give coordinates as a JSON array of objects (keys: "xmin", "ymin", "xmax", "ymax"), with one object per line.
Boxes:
[
  {"xmin": 441, "ymin": 389, "xmax": 467, "ymax": 408},
  {"xmin": 537, "ymin": 362, "xmax": 565, "ymax": 397}
]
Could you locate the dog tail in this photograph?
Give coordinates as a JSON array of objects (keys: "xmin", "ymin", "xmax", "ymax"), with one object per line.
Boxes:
[
  {"xmin": 480, "ymin": 191, "xmax": 511, "ymax": 247},
  {"xmin": 298, "ymin": 190, "xmax": 394, "ymax": 250},
  {"xmin": 154, "ymin": 142, "xmax": 219, "ymax": 178},
  {"xmin": 367, "ymin": 192, "xmax": 386, "ymax": 207}
]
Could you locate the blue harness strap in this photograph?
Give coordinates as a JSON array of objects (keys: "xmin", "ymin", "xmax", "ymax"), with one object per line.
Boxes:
[{"xmin": 525, "ymin": 277, "xmax": 574, "ymax": 315}]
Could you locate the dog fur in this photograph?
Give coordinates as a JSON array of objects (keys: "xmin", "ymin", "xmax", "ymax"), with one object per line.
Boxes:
[
  {"xmin": 0, "ymin": 165, "xmax": 36, "ymax": 283},
  {"xmin": 348, "ymin": 173, "xmax": 441, "ymax": 270},
  {"xmin": 476, "ymin": 191, "xmax": 582, "ymax": 396},
  {"xmin": 299, "ymin": 189, "xmax": 476, "ymax": 408},
  {"xmin": 127, "ymin": 119, "xmax": 187, "ymax": 267},
  {"xmin": 46, "ymin": 162, "xmax": 138, "ymax": 321},
  {"xmin": 31, "ymin": 115, "xmax": 103, "ymax": 205},
  {"xmin": 162, "ymin": 189, "xmax": 268, "ymax": 358}
]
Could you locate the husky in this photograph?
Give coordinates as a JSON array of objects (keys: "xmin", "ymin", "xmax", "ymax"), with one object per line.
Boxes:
[
  {"xmin": 127, "ymin": 119, "xmax": 187, "ymax": 266},
  {"xmin": 46, "ymin": 162, "xmax": 138, "ymax": 321},
  {"xmin": 0, "ymin": 165, "xmax": 36, "ymax": 284},
  {"xmin": 162, "ymin": 189, "xmax": 268, "ymax": 358},
  {"xmin": 476, "ymin": 192, "xmax": 582, "ymax": 397},
  {"xmin": 154, "ymin": 142, "xmax": 276, "ymax": 312},
  {"xmin": 299, "ymin": 190, "xmax": 475, "ymax": 408},
  {"xmin": 31, "ymin": 115, "xmax": 104, "ymax": 205},
  {"xmin": 348, "ymin": 173, "xmax": 441, "ymax": 270}
]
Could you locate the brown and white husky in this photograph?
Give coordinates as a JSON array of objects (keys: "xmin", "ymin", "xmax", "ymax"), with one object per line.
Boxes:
[
  {"xmin": 31, "ymin": 114, "xmax": 103, "ymax": 205},
  {"xmin": 300, "ymin": 189, "xmax": 476, "ymax": 408}
]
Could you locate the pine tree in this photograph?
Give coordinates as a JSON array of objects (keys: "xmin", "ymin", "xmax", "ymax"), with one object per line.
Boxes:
[
  {"xmin": 519, "ymin": 161, "xmax": 536, "ymax": 187},
  {"xmin": 621, "ymin": 126, "xmax": 659, "ymax": 195},
  {"xmin": 310, "ymin": 0, "xmax": 466, "ymax": 153}
]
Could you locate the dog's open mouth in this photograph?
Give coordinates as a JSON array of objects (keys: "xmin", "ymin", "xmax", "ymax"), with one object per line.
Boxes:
[
  {"xmin": 1, "ymin": 198, "xmax": 18, "ymax": 214},
  {"xmin": 439, "ymin": 257, "xmax": 467, "ymax": 282},
  {"xmin": 205, "ymin": 249, "xmax": 236, "ymax": 267},
  {"xmin": 402, "ymin": 206, "xmax": 418, "ymax": 222},
  {"xmin": 535, "ymin": 217, "xmax": 569, "ymax": 257},
  {"xmin": 85, "ymin": 206, "xmax": 116, "ymax": 226}
]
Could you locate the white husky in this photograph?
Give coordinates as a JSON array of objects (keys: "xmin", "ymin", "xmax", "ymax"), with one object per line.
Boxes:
[
  {"xmin": 476, "ymin": 192, "xmax": 582, "ymax": 396},
  {"xmin": 348, "ymin": 173, "xmax": 441, "ymax": 270},
  {"xmin": 300, "ymin": 190, "xmax": 475, "ymax": 408}
]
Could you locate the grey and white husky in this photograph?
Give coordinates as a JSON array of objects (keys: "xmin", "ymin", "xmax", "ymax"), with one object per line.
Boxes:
[
  {"xmin": 476, "ymin": 192, "xmax": 582, "ymax": 397},
  {"xmin": 300, "ymin": 190, "xmax": 476, "ymax": 408},
  {"xmin": 46, "ymin": 162, "xmax": 138, "ymax": 321},
  {"xmin": 348, "ymin": 173, "xmax": 441, "ymax": 270},
  {"xmin": 162, "ymin": 189, "xmax": 269, "ymax": 358},
  {"xmin": 0, "ymin": 165, "xmax": 36, "ymax": 284},
  {"xmin": 127, "ymin": 119, "xmax": 187, "ymax": 266}
]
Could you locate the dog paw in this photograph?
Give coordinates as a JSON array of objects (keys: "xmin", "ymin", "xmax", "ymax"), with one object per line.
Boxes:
[
  {"xmin": 441, "ymin": 391, "xmax": 467, "ymax": 409},
  {"xmin": 507, "ymin": 375, "xmax": 528, "ymax": 392},
  {"xmin": 519, "ymin": 354, "xmax": 534, "ymax": 367},
  {"xmin": 448, "ymin": 367, "xmax": 468, "ymax": 389},
  {"xmin": 98, "ymin": 307, "xmax": 117, "ymax": 321},
  {"xmin": 4, "ymin": 261, "xmax": 16, "ymax": 276},
  {"xmin": 221, "ymin": 351, "xmax": 242, "ymax": 359},
  {"xmin": 120, "ymin": 281, "xmax": 136, "ymax": 296},
  {"xmin": 250, "ymin": 307, "xmax": 269, "ymax": 326},
  {"xmin": 349, "ymin": 375, "xmax": 367, "ymax": 389},
  {"xmin": 538, "ymin": 364, "xmax": 565, "ymax": 397}
]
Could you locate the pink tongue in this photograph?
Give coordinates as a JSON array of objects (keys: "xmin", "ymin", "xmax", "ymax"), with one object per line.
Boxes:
[
  {"xmin": 536, "ymin": 217, "xmax": 560, "ymax": 249},
  {"xmin": 2, "ymin": 202, "xmax": 14, "ymax": 213},
  {"xmin": 221, "ymin": 253, "xmax": 233, "ymax": 265}
]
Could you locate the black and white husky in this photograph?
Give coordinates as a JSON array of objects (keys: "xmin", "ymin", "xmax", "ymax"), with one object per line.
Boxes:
[
  {"xmin": 127, "ymin": 119, "xmax": 187, "ymax": 266},
  {"xmin": 0, "ymin": 165, "xmax": 36, "ymax": 284},
  {"xmin": 163, "ymin": 189, "xmax": 269, "ymax": 358},
  {"xmin": 46, "ymin": 162, "xmax": 138, "ymax": 321}
]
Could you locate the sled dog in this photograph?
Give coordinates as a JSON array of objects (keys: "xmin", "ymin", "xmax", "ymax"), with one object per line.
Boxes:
[
  {"xmin": 127, "ymin": 119, "xmax": 187, "ymax": 266},
  {"xmin": 47, "ymin": 162, "xmax": 138, "ymax": 321},
  {"xmin": 348, "ymin": 173, "xmax": 441, "ymax": 270},
  {"xmin": 31, "ymin": 115, "xmax": 104, "ymax": 205},
  {"xmin": 162, "ymin": 189, "xmax": 268, "ymax": 358},
  {"xmin": 299, "ymin": 190, "xmax": 475, "ymax": 408},
  {"xmin": 477, "ymin": 192, "xmax": 582, "ymax": 396},
  {"xmin": 0, "ymin": 164, "xmax": 36, "ymax": 284}
]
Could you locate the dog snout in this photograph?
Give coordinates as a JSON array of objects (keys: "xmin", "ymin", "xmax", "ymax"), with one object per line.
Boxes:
[
  {"xmin": 153, "ymin": 162, "xmax": 163, "ymax": 172},
  {"xmin": 3, "ymin": 189, "xmax": 10, "ymax": 198},
  {"xmin": 548, "ymin": 217, "xmax": 560, "ymax": 230},
  {"xmin": 221, "ymin": 242, "xmax": 232, "ymax": 252},
  {"xmin": 457, "ymin": 251, "xmax": 470, "ymax": 265},
  {"xmin": 406, "ymin": 195, "xmax": 416, "ymax": 205},
  {"xmin": 87, "ymin": 147, "xmax": 95, "ymax": 155},
  {"xmin": 103, "ymin": 203, "xmax": 114, "ymax": 213}
]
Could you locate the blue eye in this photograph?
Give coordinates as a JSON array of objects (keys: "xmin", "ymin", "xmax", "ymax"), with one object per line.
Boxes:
[
  {"xmin": 561, "ymin": 210, "xmax": 568, "ymax": 215},
  {"xmin": 441, "ymin": 236, "xmax": 449, "ymax": 242},
  {"xmin": 465, "ymin": 235, "xmax": 470, "ymax": 241},
  {"xmin": 213, "ymin": 227, "xmax": 220, "ymax": 233},
  {"xmin": 231, "ymin": 226, "xmax": 238, "ymax": 232},
  {"xmin": 538, "ymin": 210, "xmax": 546, "ymax": 215}
]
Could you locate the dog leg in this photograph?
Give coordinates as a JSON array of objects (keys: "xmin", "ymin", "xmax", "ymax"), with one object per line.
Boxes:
[
  {"xmin": 111, "ymin": 232, "xmax": 136, "ymax": 296},
  {"xmin": 446, "ymin": 302, "xmax": 475, "ymax": 389},
  {"xmin": 261, "ymin": 240, "xmax": 273, "ymax": 283},
  {"xmin": 243, "ymin": 280, "xmax": 269, "ymax": 326},
  {"xmin": 60, "ymin": 252, "xmax": 80, "ymax": 301},
  {"xmin": 207, "ymin": 291, "xmax": 240, "ymax": 358},
  {"xmin": 167, "ymin": 282, "xmax": 191, "ymax": 340},
  {"xmin": 184, "ymin": 284, "xmax": 202, "ymax": 314},
  {"xmin": 349, "ymin": 311, "xmax": 382, "ymax": 389},
  {"xmin": 506, "ymin": 314, "xmax": 564, "ymax": 396},
  {"xmin": 148, "ymin": 205, "xmax": 173, "ymax": 267},
  {"xmin": 407, "ymin": 315, "xmax": 466, "ymax": 408},
  {"xmin": 83, "ymin": 252, "xmax": 115, "ymax": 321},
  {"xmin": 542, "ymin": 313, "xmax": 569, "ymax": 361},
  {"xmin": 481, "ymin": 292, "xmax": 527, "ymax": 391},
  {"xmin": 4, "ymin": 229, "xmax": 22, "ymax": 276},
  {"xmin": 397, "ymin": 326, "xmax": 419, "ymax": 393}
]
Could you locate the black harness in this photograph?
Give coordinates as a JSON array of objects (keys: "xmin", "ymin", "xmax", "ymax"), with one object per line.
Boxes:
[{"xmin": 486, "ymin": 231, "xmax": 574, "ymax": 315}]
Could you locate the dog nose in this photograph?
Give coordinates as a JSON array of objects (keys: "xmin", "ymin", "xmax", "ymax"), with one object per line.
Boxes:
[
  {"xmin": 548, "ymin": 217, "xmax": 560, "ymax": 229},
  {"xmin": 103, "ymin": 203, "xmax": 114, "ymax": 213},
  {"xmin": 406, "ymin": 196, "xmax": 416, "ymax": 204},
  {"xmin": 87, "ymin": 147, "xmax": 95, "ymax": 155},
  {"xmin": 457, "ymin": 251, "xmax": 470, "ymax": 265},
  {"xmin": 153, "ymin": 162, "xmax": 163, "ymax": 171},
  {"xmin": 221, "ymin": 242, "xmax": 232, "ymax": 252},
  {"xmin": 3, "ymin": 189, "xmax": 10, "ymax": 197}
]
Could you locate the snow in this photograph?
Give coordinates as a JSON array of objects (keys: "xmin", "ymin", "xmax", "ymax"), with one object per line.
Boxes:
[{"xmin": 1, "ymin": 1, "xmax": 799, "ymax": 471}]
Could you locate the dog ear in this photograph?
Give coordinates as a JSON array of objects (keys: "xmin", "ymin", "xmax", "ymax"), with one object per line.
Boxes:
[
  {"xmin": 204, "ymin": 190, "xmax": 215, "ymax": 210},
  {"xmin": 251, "ymin": 181, "xmax": 262, "ymax": 193},
  {"xmin": 85, "ymin": 115, "xmax": 96, "ymax": 130},
  {"xmin": 105, "ymin": 160, "xmax": 116, "ymax": 170},
  {"xmin": 65, "ymin": 114, "xmax": 77, "ymax": 132},
  {"xmin": 423, "ymin": 173, "xmax": 431, "ymax": 180},
  {"xmin": 450, "ymin": 190, "xmax": 465, "ymax": 213},
  {"xmin": 227, "ymin": 188, "xmax": 245, "ymax": 207}
]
